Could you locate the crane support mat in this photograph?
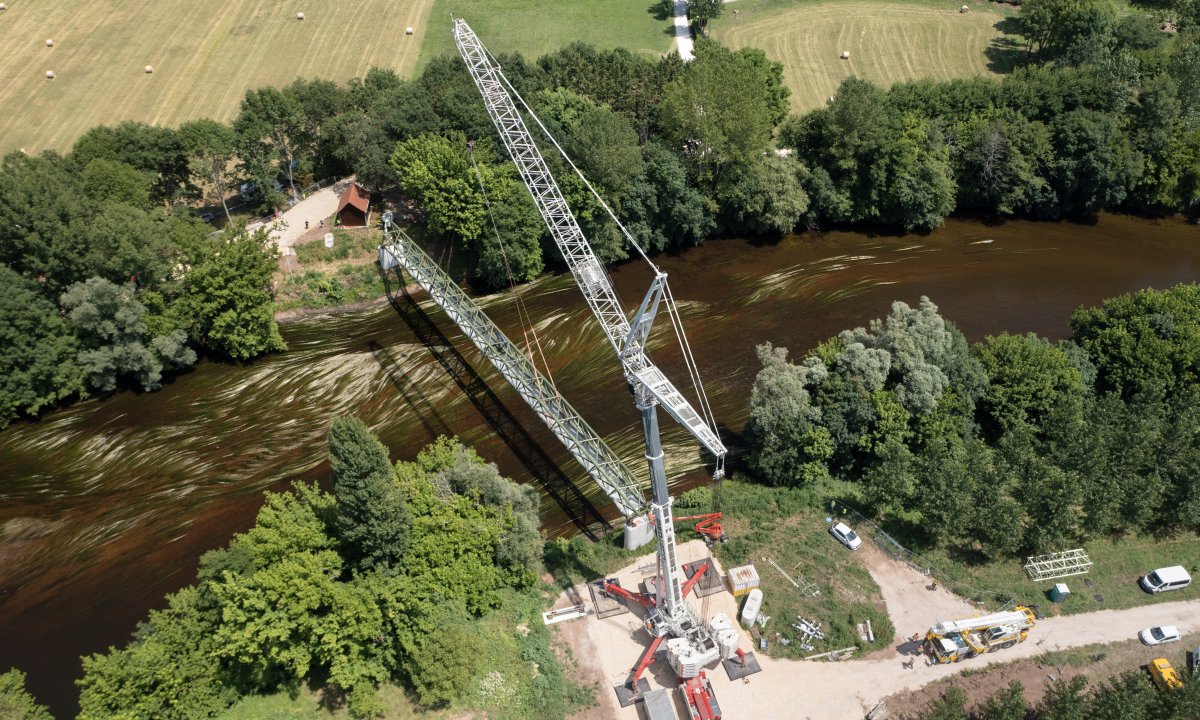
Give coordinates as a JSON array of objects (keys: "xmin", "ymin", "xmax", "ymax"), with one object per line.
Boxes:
[
  {"xmin": 722, "ymin": 651, "xmax": 762, "ymax": 680},
  {"xmin": 682, "ymin": 560, "xmax": 724, "ymax": 598},
  {"xmin": 589, "ymin": 579, "xmax": 631, "ymax": 619},
  {"xmin": 613, "ymin": 678, "xmax": 651, "ymax": 707},
  {"xmin": 641, "ymin": 688, "xmax": 676, "ymax": 720}
]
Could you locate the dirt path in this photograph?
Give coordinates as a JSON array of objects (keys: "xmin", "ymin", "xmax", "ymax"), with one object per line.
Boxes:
[{"xmin": 559, "ymin": 540, "xmax": 1200, "ymax": 720}]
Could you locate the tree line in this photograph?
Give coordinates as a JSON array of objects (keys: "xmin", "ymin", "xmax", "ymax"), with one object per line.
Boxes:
[
  {"xmin": 746, "ymin": 284, "xmax": 1200, "ymax": 560},
  {"xmin": 920, "ymin": 673, "xmax": 1200, "ymax": 720},
  {"xmin": 58, "ymin": 419, "xmax": 551, "ymax": 719}
]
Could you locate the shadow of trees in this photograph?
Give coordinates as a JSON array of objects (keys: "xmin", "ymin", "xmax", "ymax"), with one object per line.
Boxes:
[{"xmin": 987, "ymin": 16, "xmax": 1032, "ymax": 73}]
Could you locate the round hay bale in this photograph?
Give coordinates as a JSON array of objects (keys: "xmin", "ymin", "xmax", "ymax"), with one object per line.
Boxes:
[
  {"xmin": 45, "ymin": 70, "xmax": 55, "ymax": 79},
  {"xmin": 960, "ymin": 4, "xmax": 969, "ymax": 11},
  {"xmin": 296, "ymin": 11, "xmax": 304, "ymax": 20},
  {"xmin": 46, "ymin": 38, "xmax": 55, "ymax": 47},
  {"xmin": 840, "ymin": 50, "xmax": 850, "ymax": 59},
  {"xmin": 0, "ymin": 4, "xmax": 8, "ymax": 11},
  {"xmin": 405, "ymin": 26, "xmax": 414, "ymax": 35},
  {"xmin": 144, "ymin": 65, "xmax": 154, "ymax": 73}
]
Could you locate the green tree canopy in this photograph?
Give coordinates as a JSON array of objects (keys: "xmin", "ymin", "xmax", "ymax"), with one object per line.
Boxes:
[
  {"xmin": 0, "ymin": 266, "xmax": 83, "ymax": 426},
  {"xmin": 173, "ymin": 229, "xmax": 286, "ymax": 361},
  {"xmin": 329, "ymin": 416, "xmax": 410, "ymax": 572},
  {"xmin": 61, "ymin": 277, "xmax": 195, "ymax": 393}
]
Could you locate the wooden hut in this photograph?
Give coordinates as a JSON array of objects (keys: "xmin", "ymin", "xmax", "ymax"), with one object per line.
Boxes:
[{"xmin": 335, "ymin": 184, "xmax": 370, "ymax": 228}]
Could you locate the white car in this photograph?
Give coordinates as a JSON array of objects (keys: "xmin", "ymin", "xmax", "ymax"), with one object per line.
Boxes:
[
  {"xmin": 1139, "ymin": 625, "xmax": 1181, "ymax": 646},
  {"xmin": 829, "ymin": 522, "xmax": 862, "ymax": 550}
]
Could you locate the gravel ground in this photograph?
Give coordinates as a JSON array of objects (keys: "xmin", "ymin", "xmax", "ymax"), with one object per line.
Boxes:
[{"xmin": 553, "ymin": 539, "xmax": 1200, "ymax": 719}]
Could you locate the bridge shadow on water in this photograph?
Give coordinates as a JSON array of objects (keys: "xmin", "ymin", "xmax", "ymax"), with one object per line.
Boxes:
[{"xmin": 377, "ymin": 266, "xmax": 612, "ymax": 541}]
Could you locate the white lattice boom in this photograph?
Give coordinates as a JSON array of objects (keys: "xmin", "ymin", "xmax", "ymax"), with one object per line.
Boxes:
[
  {"xmin": 379, "ymin": 233, "xmax": 646, "ymax": 519},
  {"xmin": 1024, "ymin": 548, "xmax": 1093, "ymax": 581},
  {"xmin": 452, "ymin": 19, "xmax": 725, "ymax": 461}
]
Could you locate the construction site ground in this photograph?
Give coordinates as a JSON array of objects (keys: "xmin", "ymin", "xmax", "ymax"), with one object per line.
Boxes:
[{"xmin": 557, "ymin": 539, "xmax": 1200, "ymax": 720}]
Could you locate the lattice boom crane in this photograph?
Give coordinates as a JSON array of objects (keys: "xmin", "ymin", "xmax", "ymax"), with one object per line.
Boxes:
[{"xmin": 453, "ymin": 18, "xmax": 727, "ymax": 678}]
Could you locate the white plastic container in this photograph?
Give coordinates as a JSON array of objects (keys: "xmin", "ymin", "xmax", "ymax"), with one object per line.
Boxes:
[{"xmin": 740, "ymin": 588, "xmax": 763, "ymax": 627}]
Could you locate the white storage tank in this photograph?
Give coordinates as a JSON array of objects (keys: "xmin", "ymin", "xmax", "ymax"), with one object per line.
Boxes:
[{"xmin": 740, "ymin": 588, "xmax": 763, "ymax": 627}]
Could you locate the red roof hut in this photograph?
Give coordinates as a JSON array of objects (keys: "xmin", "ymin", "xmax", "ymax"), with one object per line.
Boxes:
[{"xmin": 336, "ymin": 184, "xmax": 370, "ymax": 228}]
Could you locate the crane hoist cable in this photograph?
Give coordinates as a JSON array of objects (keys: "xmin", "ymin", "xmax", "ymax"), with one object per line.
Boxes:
[
  {"xmin": 480, "ymin": 45, "xmax": 722, "ymax": 449},
  {"xmin": 467, "ymin": 144, "xmax": 560, "ymax": 392}
]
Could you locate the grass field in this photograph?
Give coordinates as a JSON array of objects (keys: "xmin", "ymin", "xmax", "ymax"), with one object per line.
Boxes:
[
  {"xmin": 927, "ymin": 530, "xmax": 1200, "ymax": 618},
  {"xmin": 712, "ymin": 478, "xmax": 896, "ymax": 657},
  {"xmin": 417, "ymin": 0, "xmax": 676, "ymax": 68},
  {"xmin": 0, "ymin": 0, "xmax": 435, "ymax": 155},
  {"xmin": 709, "ymin": 0, "xmax": 1017, "ymax": 112}
]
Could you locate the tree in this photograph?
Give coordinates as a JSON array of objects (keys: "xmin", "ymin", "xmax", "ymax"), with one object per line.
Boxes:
[
  {"xmin": 234, "ymin": 87, "xmax": 308, "ymax": 202},
  {"xmin": 391, "ymin": 132, "xmax": 485, "ymax": 242},
  {"xmin": 974, "ymin": 332, "xmax": 1087, "ymax": 441},
  {"xmin": 174, "ymin": 229, "xmax": 286, "ymax": 361},
  {"xmin": 0, "ymin": 151, "xmax": 93, "ymax": 297},
  {"xmin": 1037, "ymin": 676, "xmax": 1089, "ymax": 720},
  {"xmin": 977, "ymin": 680, "xmax": 1027, "ymax": 720},
  {"xmin": 80, "ymin": 158, "xmax": 152, "ymax": 207},
  {"xmin": 78, "ymin": 586, "xmax": 235, "ymax": 720},
  {"xmin": 179, "ymin": 119, "xmax": 239, "ymax": 223},
  {"xmin": 1070, "ymin": 284, "xmax": 1200, "ymax": 401},
  {"xmin": 1050, "ymin": 109, "xmax": 1138, "ymax": 215},
  {"xmin": 70, "ymin": 121, "xmax": 190, "ymax": 203},
  {"xmin": 324, "ymin": 109, "xmax": 396, "ymax": 191},
  {"xmin": 658, "ymin": 40, "xmax": 784, "ymax": 191},
  {"xmin": 1087, "ymin": 670, "xmax": 1156, "ymax": 720},
  {"xmin": 923, "ymin": 686, "xmax": 969, "ymax": 720},
  {"xmin": 724, "ymin": 154, "xmax": 810, "ymax": 236},
  {"xmin": 0, "ymin": 266, "xmax": 83, "ymax": 426},
  {"xmin": 688, "ymin": 0, "xmax": 725, "ymax": 34},
  {"xmin": 1021, "ymin": 0, "xmax": 1118, "ymax": 64},
  {"xmin": 328, "ymin": 416, "xmax": 410, "ymax": 572},
  {"xmin": 869, "ymin": 112, "xmax": 957, "ymax": 231},
  {"xmin": 61, "ymin": 277, "xmax": 195, "ymax": 393},
  {"xmin": 953, "ymin": 111, "xmax": 1056, "ymax": 217},
  {"xmin": 0, "ymin": 668, "xmax": 52, "ymax": 720},
  {"xmin": 746, "ymin": 343, "xmax": 834, "ymax": 485}
]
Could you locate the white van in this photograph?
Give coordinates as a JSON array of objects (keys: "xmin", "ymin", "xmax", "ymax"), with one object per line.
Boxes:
[{"xmin": 1140, "ymin": 565, "xmax": 1192, "ymax": 594}]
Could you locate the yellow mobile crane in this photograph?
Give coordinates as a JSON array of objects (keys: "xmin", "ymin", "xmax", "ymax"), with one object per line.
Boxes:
[{"xmin": 924, "ymin": 607, "xmax": 1037, "ymax": 663}]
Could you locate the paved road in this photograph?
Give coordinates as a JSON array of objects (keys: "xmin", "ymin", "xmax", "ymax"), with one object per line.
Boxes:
[{"xmin": 673, "ymin": 0, "xmax": 694, "ymax": 61}]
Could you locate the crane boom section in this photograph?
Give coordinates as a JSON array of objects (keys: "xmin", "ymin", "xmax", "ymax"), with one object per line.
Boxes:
[
  {"xmin": 452, "ymin": 19, "xmax": 726, "ymax": 460},
  {"xmin": 929, "ymin": 608, "xmax": 1036, "ymax": 636},
  {"xmin": 379, "ymin": 232, "xmax": 647, "ymax": 519}
]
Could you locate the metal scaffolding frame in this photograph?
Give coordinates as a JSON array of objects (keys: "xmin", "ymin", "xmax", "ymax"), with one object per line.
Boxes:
[{"xmin": 1024, "ymin": 549, "xmax": 1093, "ymax": 581}]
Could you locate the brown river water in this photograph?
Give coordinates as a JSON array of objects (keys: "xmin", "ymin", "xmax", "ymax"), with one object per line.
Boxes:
[{"xmin": 1, "ymin": 214, "xmax": 1196, "ymax": 716}]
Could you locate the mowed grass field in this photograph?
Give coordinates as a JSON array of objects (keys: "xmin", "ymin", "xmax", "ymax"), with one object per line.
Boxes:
[
  {"xmin": 0, "ymin": 0, "xmax": 435, "ymax": 155},
  {"xmin": 418, "ymin": 0, "xmax": 676, "ymax": 68},
  {"xmin": 710, "ymin": 0, "xmax": 1015, "ymax": 112}
]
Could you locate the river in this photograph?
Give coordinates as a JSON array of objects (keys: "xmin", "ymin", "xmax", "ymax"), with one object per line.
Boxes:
[{"xmin": 1, "ymin": 213, "xmax": 1196, "ymax": 716}]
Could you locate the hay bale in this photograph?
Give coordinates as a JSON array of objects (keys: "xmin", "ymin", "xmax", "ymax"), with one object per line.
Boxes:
[
  {"xmin": 144, "ymin": 65, "xmax": 154, "ymax": 73},
  {"xmin": 45, "ymin": 70, "xmax": 55, "ymax": 79},
  {"xmin": 46, "ymin": 38, "xmax": 55, "ymax": 47},
  {"xmin": 840, "ymin": 50, "xmax": 849, "ymax": 59},
  {"xmin": 0, "ymin": 4, "xmax": 8, "ymax": 11},
  {"xmin": 296, "ymin": 11, "xmax": 304, "ymax": 20},
  {"xmin": 960, "ymin": 4, "xmax": 969, "ymax": 11},
  {"xmin": 405, "ymin": 26, "xmax": 414, "ymax": 35}
]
